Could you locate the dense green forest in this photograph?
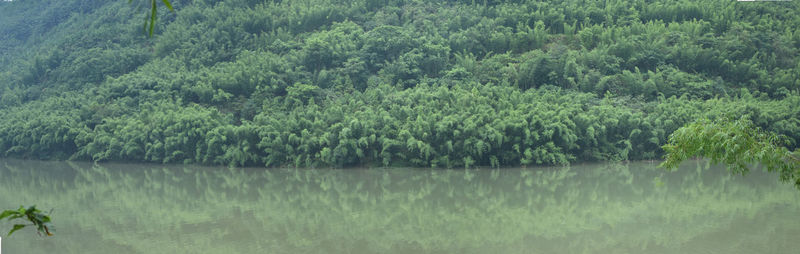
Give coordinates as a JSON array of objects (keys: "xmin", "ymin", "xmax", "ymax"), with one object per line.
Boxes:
[{"xmin": 0, "ymin": 0, "xmax": 798, "ymax": 168}]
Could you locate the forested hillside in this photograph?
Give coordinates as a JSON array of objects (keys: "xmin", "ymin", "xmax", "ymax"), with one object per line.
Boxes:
[{"xmin": 0, "ymin": 0, "xmax": 798, "ymax": 168}]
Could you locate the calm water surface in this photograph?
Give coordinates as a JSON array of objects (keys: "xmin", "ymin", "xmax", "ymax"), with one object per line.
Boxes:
[{"xmin": 1, "ymin": 159, "xmax": 798, "ymax": 254}]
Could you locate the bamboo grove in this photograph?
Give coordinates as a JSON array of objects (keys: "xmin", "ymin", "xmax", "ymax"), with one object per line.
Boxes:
[{"xmin": 0, "ymin": 0, "xmax": 798, "ymax": 167}]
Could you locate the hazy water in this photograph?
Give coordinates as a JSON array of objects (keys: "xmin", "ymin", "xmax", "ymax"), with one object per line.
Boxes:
[{"xmin": 0, "ymin": 159, "xmax": 798, "ymax": 254}]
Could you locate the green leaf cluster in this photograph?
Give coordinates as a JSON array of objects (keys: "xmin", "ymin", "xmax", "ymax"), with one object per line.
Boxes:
[
  {"xmin": 1, "ymin": 205, "xmax": 53, "ymax": 237},
  {"xmin": 661, "ymin": 117, "xmax": 800, "ymax": 188},
  {"xmin": 127, "ymin": 0, "xmax": 174, "ymax": 36}
]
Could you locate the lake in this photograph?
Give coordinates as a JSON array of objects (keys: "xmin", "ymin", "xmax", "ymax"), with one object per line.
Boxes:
[{"xmin": 1, "ymin": 159, "xmax": 798, "ymax": 253}]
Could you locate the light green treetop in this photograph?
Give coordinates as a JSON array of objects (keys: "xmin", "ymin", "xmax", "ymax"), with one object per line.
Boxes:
[{"xmin": 661, "ymin": 117, "xmax": 800, "ymax": 188}]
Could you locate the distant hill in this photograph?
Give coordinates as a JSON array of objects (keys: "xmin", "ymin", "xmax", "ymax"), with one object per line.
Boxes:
[{"xmin": 0, "ymin": 0, "xmax": 798, "ymax": 168}]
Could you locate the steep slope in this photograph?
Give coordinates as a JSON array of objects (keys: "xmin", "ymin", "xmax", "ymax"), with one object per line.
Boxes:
[{"xmin": 0, "ymin": 0, "xmax": 798, "ymax": 167}]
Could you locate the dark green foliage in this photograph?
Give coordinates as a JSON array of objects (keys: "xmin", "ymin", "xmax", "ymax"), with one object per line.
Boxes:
[
  {"xmin": 73, "ymin": 101, "xmax": 227, "ymax": 164},
  {"xmin": 0, "ymin": 0, "xmax": 798, "ymax": 168},
  {"xmin": 0, "ymin": 95, "xmax": 88, "ymax": 159}
]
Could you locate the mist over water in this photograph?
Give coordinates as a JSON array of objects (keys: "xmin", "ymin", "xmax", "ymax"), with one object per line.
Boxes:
[{"xmin": 1, "ymin": 159, "xmax": 798, "ymax": 254}]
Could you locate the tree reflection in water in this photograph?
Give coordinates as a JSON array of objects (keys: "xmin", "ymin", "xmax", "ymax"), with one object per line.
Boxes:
[{"xmin": 0, "ymin": 159, "xmax": 798, "ymax": 254}]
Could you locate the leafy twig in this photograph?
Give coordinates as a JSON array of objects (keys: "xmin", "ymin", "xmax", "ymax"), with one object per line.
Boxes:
[{"xmin": 0, "ymin": 205, "xmax": 54, "ymax": 237}]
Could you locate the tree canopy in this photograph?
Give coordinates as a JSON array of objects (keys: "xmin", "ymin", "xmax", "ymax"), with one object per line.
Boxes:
[
  {"xmin": 0, "ymin": 0, "xmax": 798, "ymax": 168},
  {"xmin": 661, "ymin": 118, "xmax": 800, "ymax": 188}
]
